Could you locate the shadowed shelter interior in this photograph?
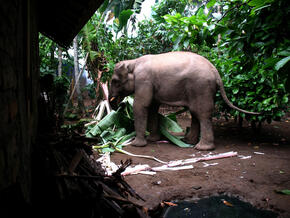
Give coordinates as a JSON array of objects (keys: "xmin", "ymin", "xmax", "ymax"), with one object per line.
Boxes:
[{"xmin": 0, "ymin": 0, "xmax": 104, "ymax": 206}]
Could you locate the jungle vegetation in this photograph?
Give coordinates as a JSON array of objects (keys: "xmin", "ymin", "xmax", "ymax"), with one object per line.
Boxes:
[{"xmin": 39, "ymin": 0, "xmax": 289, "ymax": 126}]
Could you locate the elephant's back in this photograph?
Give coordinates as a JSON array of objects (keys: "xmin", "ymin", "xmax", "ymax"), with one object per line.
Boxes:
[{"xmin": 138, "ymin": 52, "xmax": 216, "ymax": 80}]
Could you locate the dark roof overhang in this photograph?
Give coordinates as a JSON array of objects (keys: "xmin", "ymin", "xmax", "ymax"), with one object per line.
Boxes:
[{"xmin": 38, "ymin": 0, "xmax": 104, "ymax": 47}]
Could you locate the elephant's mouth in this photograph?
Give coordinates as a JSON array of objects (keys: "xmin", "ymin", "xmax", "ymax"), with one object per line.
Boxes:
[
  {"xmin": 110, "ymin": 97, "xmax": 116, "ymax": 102},
  {"xmin": 109, "ymin": 96, "xmax": 123, "ymax": 110}
]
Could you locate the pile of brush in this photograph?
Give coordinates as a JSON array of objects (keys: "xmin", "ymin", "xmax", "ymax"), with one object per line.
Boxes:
[{"xmin": 32, "ymin": 132, "xmax": 148, "ymax": 218}]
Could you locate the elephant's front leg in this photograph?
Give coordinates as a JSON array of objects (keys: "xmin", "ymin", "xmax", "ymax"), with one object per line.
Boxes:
[{"xmin": 130, "ymin": 83, "xmax": 153, "ymax": 147}]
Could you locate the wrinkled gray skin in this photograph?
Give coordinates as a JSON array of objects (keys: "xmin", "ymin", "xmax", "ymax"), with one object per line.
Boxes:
[{"xmin": 109, "ymin": 52, "xmax": 259, "ymax": 150}]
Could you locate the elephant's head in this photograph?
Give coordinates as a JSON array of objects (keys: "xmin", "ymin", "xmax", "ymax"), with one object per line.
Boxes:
[{"xmin": 109, "ymin": 60, "xmax": 135, "ymax": 109}]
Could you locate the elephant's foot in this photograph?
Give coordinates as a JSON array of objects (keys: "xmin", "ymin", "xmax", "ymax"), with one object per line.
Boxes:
[
  {"xmin": 130, "ymin": 137, "xmax": 147, "ymax": 147},
  {"xmin": 147, "ymin": 133, "xmax": 161, "ymax": 142},
  {"xmin": 195, "ymin": 143, "xmax": 215, "ymax": 151},
  {"xmin": 183, "ymin": 135, "xmax": 199, "ymax": 145}
]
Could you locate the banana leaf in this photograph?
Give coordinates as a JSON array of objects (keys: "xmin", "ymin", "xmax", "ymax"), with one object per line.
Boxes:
[
  {"xmin": 86, "ymin": 110, "xmax": 119, "ymax": 137},
  {"xmin": 159, "ymin": 114, "xmax": 183, "ymax": 133},
  {"xmin": 119, "ymin": 131, "xmax": 136, "ymax": 144},
  {"xmin": 160, "ymin": 125, "xmax": 193, "ymax": 148},
  {"xmin": 166, "ymin": 107, "xmax": 188, "ymax": 122},
  {"xmin": 275, "ymin": 189, "xmax": 290, "ymax": 195},
  {"xmin": 100, "ymin": 128, "xmax": 126, "ymax": 144},
  {"xmin": 86, "ymin": 96, "xmax": 193, "ymax": 152}
]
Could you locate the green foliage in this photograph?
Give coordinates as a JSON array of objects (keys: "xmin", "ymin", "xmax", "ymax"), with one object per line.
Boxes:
[
  {"xmin": 116, "ymin": 19, "xmax": 173, "ymax": 58},
  {"xmin": 159, "ymin": 0, "xmax": 289, "ymax": 123},
  {"xmin": 53, "ymin": 74, "xmax": 70, "ymax": 115},
  {"xmin": 163, "ymin": 8, "xmax": 215, "ymax": 51},
  {"xmin": 99, "ymin": 0, "xmax": 145, "ymax": 35},
  {"xmin": 84, "ymin": 83, "xmax": 97, "ymax": 99},
  {"xmin": 39, "ymin": 34, "xmax": 57, "ymax": 75},
  {"xmin": 152, "ymin": 0, "xmax": 189, "ymax": 22},
  {"xmin": 118, "ymin": 9, "xmax": 134, "ymax": 33},
  {"xmin": 39, "ymin": 34, "xmax": 73, "ymax": 119},
  {"xmin": 81, "ymin": 0, "xmax": 289, "ymax": 125},
  {"xmin": 81, "ymin": 7, "xmax": 172, "ymax": 82},
  {"xmin": 211, "ymin": 0, "xmax": 289, "ymax": 123},
  {"xmin": 86, "ymin": 98, "xmax": 136, "ymax": 153}
]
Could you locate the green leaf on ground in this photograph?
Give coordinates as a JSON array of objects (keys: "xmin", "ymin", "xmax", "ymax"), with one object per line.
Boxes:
[
  {"xmin": 275, "ymin": 189, "xmax": 290, "ymax": 195},
  {"xmin": 159, "ymin": 125, "xmax": 193, "ymax": 148}
]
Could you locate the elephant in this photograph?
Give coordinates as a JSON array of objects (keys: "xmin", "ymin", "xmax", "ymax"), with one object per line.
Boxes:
[{"xmin": 109, "ymin": 52, "xmax": 259, "ymax": 150}]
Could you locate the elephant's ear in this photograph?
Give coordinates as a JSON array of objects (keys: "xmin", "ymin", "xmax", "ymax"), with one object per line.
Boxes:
[
  {"xmin": 115, "ymin": 61, "xmax": 128, "ymax": 82},
  {"xmin": 126, "ymin": 60, "xmax": 135, "ymax": 74}
]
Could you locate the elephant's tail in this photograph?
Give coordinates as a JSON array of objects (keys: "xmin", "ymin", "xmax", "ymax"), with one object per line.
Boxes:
[{"xmin": 215, "ymin": 70, "xmax": 260, "ymax": 115}]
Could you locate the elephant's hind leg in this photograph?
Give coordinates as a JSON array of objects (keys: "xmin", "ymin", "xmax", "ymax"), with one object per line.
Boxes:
[
  {"xmin": 194, "ymin": 116, "xmax": 215, "ymax": 151},
  {"xmin": 147, "ymin": 102, "xmax": 161, "ymax": 142},
  {"xmin": 189, "ymin": 99, "xmax": 215, "ymax": 151},
  {"xmin": 184, "ymin": 114, "xmax": 200, "ymax": 144}
]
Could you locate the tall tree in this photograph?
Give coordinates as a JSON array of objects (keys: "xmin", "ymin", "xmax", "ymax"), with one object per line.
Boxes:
[
  {"xmin": 73, "ymin": 36, "xmax": 80, "ymax": 95},
  {"xmin": 73, "ymin": 35, "xmax": 85, "ymax": 114},
  {"xmin": 57, "ymin": 46, "xmax": 62, "ymax": 76}
]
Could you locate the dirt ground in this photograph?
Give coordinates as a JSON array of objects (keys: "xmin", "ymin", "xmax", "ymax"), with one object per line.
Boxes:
[{"xmin": 110, "ymin": 114, "xmax": 290, "ymax": 217}]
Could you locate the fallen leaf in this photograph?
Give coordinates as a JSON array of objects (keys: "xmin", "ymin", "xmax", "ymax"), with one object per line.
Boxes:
[
  {"xmin": 163, "ymin": 201, "xmax": 178, "ymax": 206},
  {"xmin": 275, "ymin": 190, "xmax": 290, "ymax": 195},
  {"xmin": 142, "ymin": 207, "xmax": 149, "ymax": 215},
  {"xmin": 192, "ymin": 186, "xmax": 202, "ymax": 190},
  {"xmin": 152, "ymin": 180, "xmax": 161, "ymax": 185},
  {"xmin": 254, "ymin": 152, "xmax": 264, "ymax": 155},
  {"xmin": 279, "ymin": 170, "xmax": 285, "ymax": 174},
  {"xmin": 222, "ymin": 200, "xmax": 233, "ymax": 207}
]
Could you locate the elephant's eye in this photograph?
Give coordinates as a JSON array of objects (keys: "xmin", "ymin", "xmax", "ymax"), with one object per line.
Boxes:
[{"xmin": 112, "ymin": 79, "xmax": 120, "ymax": 87}]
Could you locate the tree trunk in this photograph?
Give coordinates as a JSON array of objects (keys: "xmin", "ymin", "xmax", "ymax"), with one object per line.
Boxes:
[
  {"xmin": 73, "ymin": 35, "xmax": 85, "ymax": 114},
  {"xmin": 73, "ymin": 36, "xmax": 80, "ymax": 95},
  {"xmin": 57, "ymin": 46, "xmax": 62, "ymax": 77}
]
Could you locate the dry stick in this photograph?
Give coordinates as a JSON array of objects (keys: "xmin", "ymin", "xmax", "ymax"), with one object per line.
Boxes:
[
  {"xmin": 103, "ymin": 194, "xmax": 144, "ymax": 208},
  {"xmin": 68, "ymin": 149, "xmax": 83, "ymax": 174},
  {"xmin": 55, "ymin": 174, "xmax": 103, "ymax": 180},
  {"xmin": 196, "ymin": 151, "xmax": 237, "ymax": 162},
  {"xmin": 63, "ymin": 53, "xmax": 89, "ymax": 116},
  {"xmin": 122, "ymin": 151, "xmax": 238, "ymax": 176},
  {"xmin": 115, "ymin": 147, "xmax": 168, "ymax": 164}
]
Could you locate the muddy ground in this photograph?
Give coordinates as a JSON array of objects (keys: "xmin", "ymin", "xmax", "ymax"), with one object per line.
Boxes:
[{"xmin": 110, "ymin": 114, "xmax": 290, "ymax": 217}]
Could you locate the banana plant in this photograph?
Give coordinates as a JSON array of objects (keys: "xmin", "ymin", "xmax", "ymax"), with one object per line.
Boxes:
[{"xmin": 99, "ymin": 0, "xmax": 145, "ymax": 35}]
